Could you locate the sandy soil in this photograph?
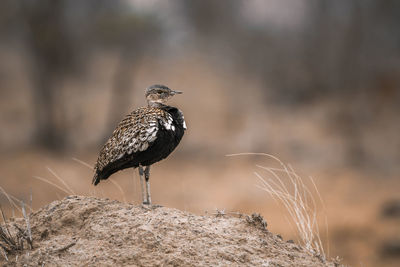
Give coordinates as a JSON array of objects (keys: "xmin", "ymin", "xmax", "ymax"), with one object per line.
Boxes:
[{"xmin": 0, "ymin": 196, "xmax": 339, "ymax": 266}]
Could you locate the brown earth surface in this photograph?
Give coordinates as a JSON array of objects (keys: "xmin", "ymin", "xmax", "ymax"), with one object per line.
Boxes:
[{"xmin": 0, "ymin": 196, "xmax": 339, "ymax": 267}]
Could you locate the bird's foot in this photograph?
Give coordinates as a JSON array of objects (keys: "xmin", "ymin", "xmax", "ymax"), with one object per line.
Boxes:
[{"xmin": 141, "ymin": 202, "xmax": 163, "ymax": 210}]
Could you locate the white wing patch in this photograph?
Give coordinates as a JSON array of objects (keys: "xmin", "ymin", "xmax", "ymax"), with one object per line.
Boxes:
[
  {"xmin": 182, "ymin": 117, "xmax": 187, "ymax": 130},
  {"xmin": 176, "ymin": 109, "xmax": 187, "ymax": 130},
  {"xmin": 161, "ymin": 113, "xmax": 175, "ymax": 131},
  {"xmin": 179, "ymin": 110, "xmax": 187, "ymax": 130}
]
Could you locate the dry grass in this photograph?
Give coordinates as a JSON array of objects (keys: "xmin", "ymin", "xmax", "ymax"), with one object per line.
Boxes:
[
  {"xmin": 29, "ymin": 157, "xmax": 127, "ymax": 203},
  {"xmin": 0, "ymin": 201, "xmax": 33, "ymax": 262},
  {"xmin": 227, "ymin": 153, "xmax": 328, "ymax": 261}
]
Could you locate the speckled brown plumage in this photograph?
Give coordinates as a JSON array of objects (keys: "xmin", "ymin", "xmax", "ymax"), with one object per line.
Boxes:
[{"xmin": 94, "ymin": 107, "xmax": 169, "ymax": 172}]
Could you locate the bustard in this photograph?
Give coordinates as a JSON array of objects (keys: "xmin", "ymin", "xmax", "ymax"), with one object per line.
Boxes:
[{"xmin": 93, "ymin": 84, "xmax": 186, "ymax": 205}]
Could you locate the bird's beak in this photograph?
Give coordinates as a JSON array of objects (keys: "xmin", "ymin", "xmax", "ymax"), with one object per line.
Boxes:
[{"xmin": 171, "ymin": 90, "xmax": 183, "ymax": 95}]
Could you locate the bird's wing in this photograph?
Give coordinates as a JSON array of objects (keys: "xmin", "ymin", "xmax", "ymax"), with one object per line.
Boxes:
[{"xmin": 94, "ymin": 107, "xmax": 172, "ymax": 172}]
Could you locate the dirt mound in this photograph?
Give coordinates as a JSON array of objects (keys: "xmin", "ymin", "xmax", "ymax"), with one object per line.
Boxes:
[{"xmin": 1, "ymin": 196, "xmax": 337, "ymax": 266}]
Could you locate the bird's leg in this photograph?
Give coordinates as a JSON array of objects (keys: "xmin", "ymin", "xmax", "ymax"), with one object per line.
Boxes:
[
  {"xmin": 138, "ymin": 165, "xmax": 147, "ymax": 205},
  {"xmin": 144, "ymin": 166, "xmax": 151, "ymax": 205}
]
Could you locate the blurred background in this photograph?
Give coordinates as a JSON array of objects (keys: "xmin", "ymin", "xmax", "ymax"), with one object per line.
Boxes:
[{"xmin": 0, "ymin": 0, "xmax": 399, "ymax": 266}]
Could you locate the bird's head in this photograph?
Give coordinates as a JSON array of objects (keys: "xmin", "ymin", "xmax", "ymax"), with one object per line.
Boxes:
[{"xmin": 145, "ymin": 84, "xmax": 182, "ymax": 107}]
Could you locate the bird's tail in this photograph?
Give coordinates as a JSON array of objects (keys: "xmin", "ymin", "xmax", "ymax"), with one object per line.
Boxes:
[{"xmin": 92, "ymin": 172, "xmax": 101, "ymax": 185}]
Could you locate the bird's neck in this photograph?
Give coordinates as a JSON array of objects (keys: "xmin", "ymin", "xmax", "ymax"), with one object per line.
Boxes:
[{"xmin": 147, "ymin": 101, "xmax": 168, "ymax": 109}]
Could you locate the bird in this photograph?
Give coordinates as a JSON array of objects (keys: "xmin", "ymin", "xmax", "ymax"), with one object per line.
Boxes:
[{"xmin": 92, "ymin": 84, "xmax": 186, "ymax": 205}]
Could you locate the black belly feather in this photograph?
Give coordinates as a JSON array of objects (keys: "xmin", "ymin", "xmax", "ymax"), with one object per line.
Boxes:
[{"xmin": 94, "ymin": 109, "xmax": 185, "ymax": 184}]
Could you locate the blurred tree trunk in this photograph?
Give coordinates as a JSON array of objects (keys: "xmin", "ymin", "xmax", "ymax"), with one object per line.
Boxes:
[
  {"xmin": 106, "ymin": 47, "xmax": 136, "ymax": 133},
  {"xmin": 21, "ymin": 0, "xmax": 76, "ymax": 151},
  {"xmin": 338, "ymin": 1, "xmax": 366, "ymax": 166},
  {"xmin": 32, "ymin": 73, "xmax": 60, "ymax": 150}
]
